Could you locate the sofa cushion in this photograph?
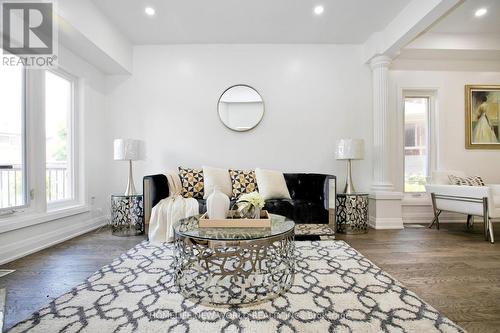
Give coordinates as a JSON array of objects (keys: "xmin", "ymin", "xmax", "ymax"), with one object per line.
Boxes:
[
  {"xmin": 229, "ymin": 169, "xmax": 258, "ymax": 199},
  {"xmin": 202, "ymin": 166, "xmax": 232, "ymax": 199},
  {"xmin": 178, "ymin": 167, "xmax": 204, "ymax": 199},
  {"xmin": 255, "ymin": 168, "xmax": 291, "ymax": 200}
]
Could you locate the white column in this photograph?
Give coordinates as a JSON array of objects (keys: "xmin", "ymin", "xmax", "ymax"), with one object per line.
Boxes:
[
  {"xmin": 370, "ymin": 55, "xmax": 393, "ymax": 192},
  {"xmin": 368, "ymin": 55, "xmax": 403, "ymax": 229}
]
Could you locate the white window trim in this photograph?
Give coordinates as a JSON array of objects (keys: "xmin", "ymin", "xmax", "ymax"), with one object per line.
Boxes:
[
  {"xmin": 397, "ymin": 87, "xmax": 439, "ymax": 203},
  {"xmin": 25, "ymin": 69, "xmax": 46, "ymax": 215},
  {"xmin": 0, "ymin": 204, "xmax": 90, "ymax": 234},
  {"xmin": 0, "ymin": 65, "xmax": 87, "ymax": 227},
  {"xmin": 45, "ymin": 68, "xmax": 81, "ymax": 211}
]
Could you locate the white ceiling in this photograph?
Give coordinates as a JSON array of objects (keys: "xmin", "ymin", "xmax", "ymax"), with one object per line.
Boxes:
[
  {"xmin": 429, "ymin": 0, "xmax": 500, "ymax": 34},
  {"xmin": 91, "ymin": 0, "xmax": 410, "ymax": 44}
]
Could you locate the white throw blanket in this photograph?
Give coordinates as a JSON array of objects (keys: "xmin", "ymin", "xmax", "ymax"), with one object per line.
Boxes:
[{"xmin": 148, "ymin": 172, "xmax": 199, "ymax": 243}]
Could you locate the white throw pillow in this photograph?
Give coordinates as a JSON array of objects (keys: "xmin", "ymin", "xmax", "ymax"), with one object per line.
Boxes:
[
  {"xmin": 202, "ymin": 166, "xmax": 232, "ymax": 199},
  {"xmin": 255, "ymin": 168, "xmax": 291, "ymax": 200}
]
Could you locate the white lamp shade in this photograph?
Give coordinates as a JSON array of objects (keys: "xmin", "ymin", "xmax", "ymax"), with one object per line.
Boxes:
[
  {"xmin": 114, "ymin": 139, "xmax": 142, "ymax": 161},
  {"xmin": 335, "ymin": 138, "xmax": 364, "ymax": 160}
]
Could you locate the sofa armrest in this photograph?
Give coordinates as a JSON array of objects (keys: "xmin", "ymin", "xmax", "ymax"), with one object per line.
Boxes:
[
  {"xmin": 143, "ymin": 174, "xmax": 170, "ymax": 224},
  {"xmin": 327, "ymin": 176, "xmax": 336, "ymax": 227},
  {"xmin": 300, "ymin": 173, "xmax": 336, "ymax": 225},
  {"xmin": 426, "ymin": 184, "xmax": 490, "ymax": 198},
  {"xmin": 325, "ymin": 175, "xmax": 336, "ymax": 209}
]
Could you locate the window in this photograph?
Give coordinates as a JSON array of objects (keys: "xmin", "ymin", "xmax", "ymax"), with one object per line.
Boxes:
[
  {"xmin": 404, "ymin": 96, "xmax": 430, "ymax": 193},
  {"xmin": 45, "ymin": 70, "xmax": 75, "ymax": 204},
  {"xmin": 0, "ymin": 57, "xmax": 81, "ymax": 218},
  {"xmin": 0, "ymin": 62, "xmax": 26, "ymax": 211}
]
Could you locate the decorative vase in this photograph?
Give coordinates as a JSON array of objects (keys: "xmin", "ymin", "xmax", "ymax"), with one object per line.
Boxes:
[
  {"xmin": 234, "ymin": 202, "xmax": 261, "ymax": 219},
  {"xmin": 207, "ymin": 186, "xmax": 230, "ymax": 219},
  {"xmin": 252, "ymin": 206, "xmax": 261, "ymax": 219}
]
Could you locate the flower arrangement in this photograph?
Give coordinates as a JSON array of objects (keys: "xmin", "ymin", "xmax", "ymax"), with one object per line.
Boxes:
[
  {"xmin": 234, "ymin": 192, "xmax": 265, "ymax": 219},
  {"xmin": 238, "ymin": 192, "xmax": 265, "ymax": 209}
]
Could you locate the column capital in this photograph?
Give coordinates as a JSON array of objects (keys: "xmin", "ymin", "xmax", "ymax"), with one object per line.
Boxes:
[{"xmin": 369, "ymin": 55, "xmax": 392, "ymax": 70}]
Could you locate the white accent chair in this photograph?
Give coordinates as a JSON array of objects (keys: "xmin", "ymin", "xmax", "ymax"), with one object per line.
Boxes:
[{"xmin": 425, "ymin": 171, "xmax": 500, "ymax": 243}]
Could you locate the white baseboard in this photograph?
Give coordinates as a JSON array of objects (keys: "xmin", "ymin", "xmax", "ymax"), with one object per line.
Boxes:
[
  {"xmin": 0, "ymin": 216, "xmax": 107, "ymax": 265},
  {"xmin": 369, "ymin": 217, "xmax": 404, "ymax": 229}
]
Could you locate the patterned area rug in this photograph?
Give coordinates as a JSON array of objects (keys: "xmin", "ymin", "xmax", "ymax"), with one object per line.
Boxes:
[
  {"xmin": 294, "ymin": 224, "xmax": 335, "ymax": 236},
  {"xmin": 294, "ymin": 223, "xmax": 336, "ymax": 241},
  {"xmin": 9, "ymin": 241, "xmax": 463, "ymax": 333}
]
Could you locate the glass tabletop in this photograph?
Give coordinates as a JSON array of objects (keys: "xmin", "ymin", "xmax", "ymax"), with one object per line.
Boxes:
[{"xmin": 173, "ymin": 214, "xmax": 295, "ymax": 241}]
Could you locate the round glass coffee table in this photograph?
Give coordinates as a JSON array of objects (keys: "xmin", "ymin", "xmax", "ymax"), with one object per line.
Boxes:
[{"xmin": 173, "ymin": 214, "xmax": 295, "ymax": 306}]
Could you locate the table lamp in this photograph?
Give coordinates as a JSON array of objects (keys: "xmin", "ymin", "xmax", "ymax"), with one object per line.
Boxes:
[
  {"xmin": 335, "ymin": 138, "xmax": 364, "ymax": 194},
  {"xmin": 114, "ymin": 139, "xmax": 142, "ymax": 196}
]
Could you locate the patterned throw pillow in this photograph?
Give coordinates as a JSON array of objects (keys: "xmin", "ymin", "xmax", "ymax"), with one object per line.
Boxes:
[
  {"xmin": 178, "ymin": 167, "xmax": 204, "ymax": 198},
  {"xmin": 229, "ymin": 169, "xmax": 258, "ymax": 199},
  {"xmin": 448, "ymin": 175, "xmax": 485, "ymax": 186}
]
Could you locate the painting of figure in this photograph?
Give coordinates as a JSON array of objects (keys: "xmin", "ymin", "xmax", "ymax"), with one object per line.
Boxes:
[{"xmin": 466, "ymin": 85, "xmax": 500, "ymax": 149}]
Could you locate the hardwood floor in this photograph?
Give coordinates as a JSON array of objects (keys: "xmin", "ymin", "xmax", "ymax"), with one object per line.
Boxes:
[
  {"xmin": 0, "ymin": 226, "xmax": 146, "ymax": 331},
  {"xmin": 337, "ymin": 223, "xmax": 500, "ymax": 333},
  {"xmin": 1, "ymin": 223, "xmax": 499, "ymax": 332}
]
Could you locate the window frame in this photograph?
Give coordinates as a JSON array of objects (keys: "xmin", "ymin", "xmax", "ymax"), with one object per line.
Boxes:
[
  {"xmin": 0, "ymin": 65, "xmax": 29, "ymax": 214},
  {"xmin": 45, "ymin": 68, "xmax": 80, "ymax": 210},
  {"xmin": 0, "ymin": 65, "xmax": 83, "ymax": 218},
  {"xmin": 400, "ymin": 89, "xmax": 438, "ymax": 197}
]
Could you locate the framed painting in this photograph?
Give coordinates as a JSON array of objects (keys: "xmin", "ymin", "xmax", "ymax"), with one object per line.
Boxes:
[{"xmin": 465, "ymin": 85, "xmax": 500, "ymax": 149}]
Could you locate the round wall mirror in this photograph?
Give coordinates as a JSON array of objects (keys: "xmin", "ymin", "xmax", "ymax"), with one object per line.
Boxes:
[{"xmin": 218, "ymin": 85, "xmax": 264, "ymax": 132}]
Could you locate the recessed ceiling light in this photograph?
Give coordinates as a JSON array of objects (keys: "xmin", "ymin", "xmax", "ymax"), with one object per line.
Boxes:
[
  {"xmin": 314, "ymin": 5, "xmax": 324, "ymax": 15},
  {"xmin": 145, "ymin": 6, "xmax": 156, "ymax": 16},
  {"xmin": 475, "ymin": 7, "xmax": 487, "ymax": 17}
]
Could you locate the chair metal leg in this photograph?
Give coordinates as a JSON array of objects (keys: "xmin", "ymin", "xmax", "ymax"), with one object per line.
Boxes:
[
  {"xmin": 482, "ymin": 197, "xmax": 492, "ymax": 242},
  {"xmin": 466, "ymin": 214, "xmax": 474, "ymax": 229},
  {"xmin": 428, "ymin": 211, "xmax": 441, "ymax": 229},
  {"xmin": 429, "ymin": 193, "xmax": 441, "ymax": 230},
  {"xmin": 488, "ymin": 219, "xmax": 495, "ymax": 244}
]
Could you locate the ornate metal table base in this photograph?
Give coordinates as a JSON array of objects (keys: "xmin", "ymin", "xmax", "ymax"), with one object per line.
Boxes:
[
  {"xmin": 336, "ymin": 193, "xmax": 369, "ymax": 234},
  {"xmin": 174, "ymin": 232, "xmax": 295, "ymax": 306},
  {"xmin": 111, "ymin": 195, "xmax": 144, "ymax": 236}
]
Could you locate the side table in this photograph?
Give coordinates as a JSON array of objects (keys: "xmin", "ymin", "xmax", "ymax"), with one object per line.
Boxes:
[
  {"xmin": 111, "ymin": 194, "xmax": 144, "ymax": 236},
  {"xmin": 336, "ymin": 193, "xmax": 369, "ymax": 234}
]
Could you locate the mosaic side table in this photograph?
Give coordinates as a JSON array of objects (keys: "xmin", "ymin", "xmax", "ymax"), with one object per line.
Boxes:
[
  {"xmin": 336, "ymin": 193, "xmax": 369, "ymax": 234},
  {"xmin": 111, "ymin": 194, "xmax": 144, "ymax": 236}
]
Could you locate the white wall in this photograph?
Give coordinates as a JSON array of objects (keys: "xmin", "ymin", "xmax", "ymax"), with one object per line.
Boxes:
[
  {"xmin": 105, "ymin": 44, "xmax": 373, "ymax": 195},
  {"xmin": 0, "ymin": 45, "xmax": 109, "ymax": 264}
]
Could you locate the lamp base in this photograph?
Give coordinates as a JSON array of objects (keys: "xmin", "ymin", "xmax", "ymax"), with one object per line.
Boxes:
[
  {"xmin": 124, "ymin": 160, "xmax": 137, "ymax": 196},
  {"xmin": 343, "ymin": 159, "xmax": 356, "ymax": 194}
]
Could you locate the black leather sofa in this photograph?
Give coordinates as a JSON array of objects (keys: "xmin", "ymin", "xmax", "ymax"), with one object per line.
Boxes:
[{"xmin": 143, "ymin": 173, "xmax": 336, "ymax": 225}]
